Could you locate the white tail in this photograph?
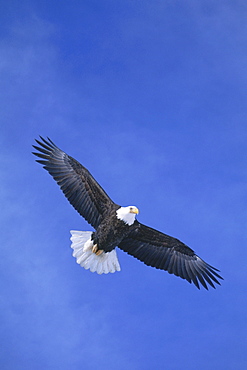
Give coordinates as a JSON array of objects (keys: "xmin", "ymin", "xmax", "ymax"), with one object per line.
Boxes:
[{"xmin": 70, "ymin": 230, "xmax": 121, "ymax": 274}]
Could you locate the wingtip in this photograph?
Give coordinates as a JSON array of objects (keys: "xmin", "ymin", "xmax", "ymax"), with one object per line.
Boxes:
[
  {"xmin": 33, "ymin": 136, "xmax": 58, "ymax": 155},
  {"xmin": 35, "ymin": 135, "xmax": 54, "ymax": 144}
]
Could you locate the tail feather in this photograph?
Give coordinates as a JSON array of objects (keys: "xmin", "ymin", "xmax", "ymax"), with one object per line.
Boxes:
[{"xmin": 70, "ymin": 230, "xmax": 121, "ymax": 274}]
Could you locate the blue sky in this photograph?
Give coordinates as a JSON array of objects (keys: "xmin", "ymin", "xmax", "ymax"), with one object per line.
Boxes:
[{"xmin": 1, "ymin": 1, "xmax": 247, "ymax": 369}]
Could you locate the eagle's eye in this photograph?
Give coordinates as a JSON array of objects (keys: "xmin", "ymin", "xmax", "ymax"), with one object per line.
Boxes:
[{"xmin": 129, "ymin": 206, "xmax": 139, "ymax": 214}]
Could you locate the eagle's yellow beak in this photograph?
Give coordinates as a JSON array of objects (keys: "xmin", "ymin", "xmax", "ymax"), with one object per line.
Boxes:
[{"xmin": 130, "ymin": 206, "xmax": 139, "ymax": 215}]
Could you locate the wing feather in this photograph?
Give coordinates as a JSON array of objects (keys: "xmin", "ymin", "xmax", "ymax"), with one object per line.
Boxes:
[
  {"xmin": 119, "ymin": 222, "xmax": 223, "ymax": 290},
  {"xmin": 33, "ymin": 136, "xmax": 116, "ymax": 228}
]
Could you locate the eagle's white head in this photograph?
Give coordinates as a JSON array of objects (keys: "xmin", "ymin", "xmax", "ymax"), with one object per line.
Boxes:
[{"xmin": 116, "ymin": 206, "xmax": 139, "ymax": 226}]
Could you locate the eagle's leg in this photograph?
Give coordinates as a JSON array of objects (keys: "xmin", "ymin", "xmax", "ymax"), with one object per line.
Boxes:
[{"xmin": 92, "ymin": 244, "xmax": 104, "ymax": 256}]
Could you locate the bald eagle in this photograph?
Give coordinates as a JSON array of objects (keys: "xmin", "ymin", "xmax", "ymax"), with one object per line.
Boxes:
[{"xmin": 33, "ymin": 137, "xmax": 223, "ymax": 290}]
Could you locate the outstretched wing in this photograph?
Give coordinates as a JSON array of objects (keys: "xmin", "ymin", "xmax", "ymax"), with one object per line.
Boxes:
[
  {"xmin": 119, "ymin": 222, "xmax": 223, "ymax": 290},
  {"xmin": 33, "ymin": 136, "xmax": 117, "ymax": 229}
]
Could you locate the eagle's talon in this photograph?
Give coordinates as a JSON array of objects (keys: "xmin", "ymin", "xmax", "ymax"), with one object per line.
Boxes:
[
  {"xmin": 92, "ymin": 244, "xmax": 98, "ymax": 253},
  {"xmin": 92, "ymin": 244, "xmax": 103, "ymax": 255}
]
